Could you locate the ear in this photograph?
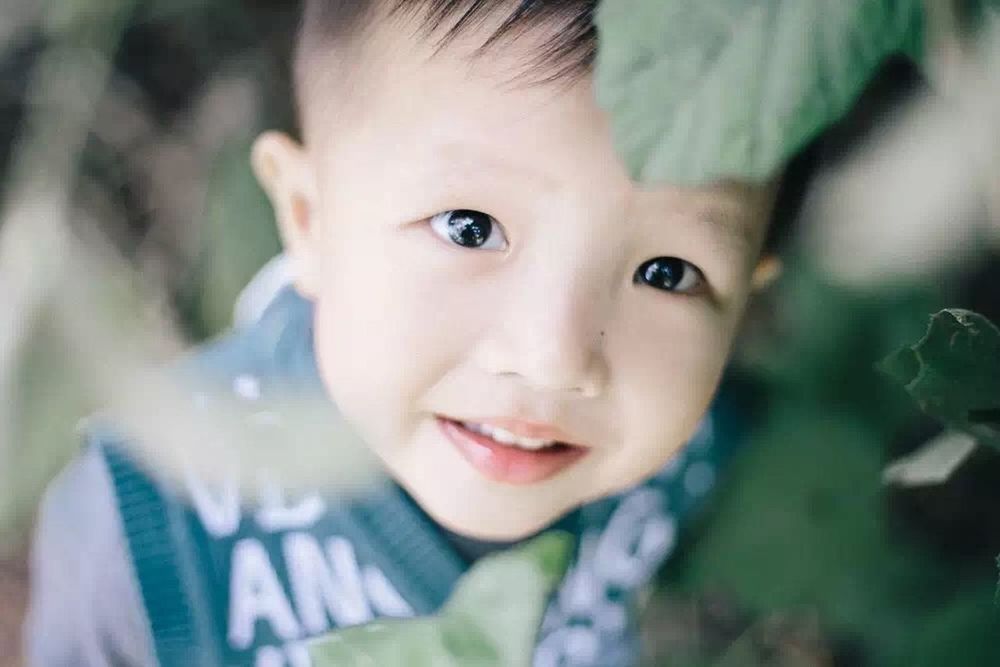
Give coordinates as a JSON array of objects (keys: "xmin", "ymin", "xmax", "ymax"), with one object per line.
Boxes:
[
  {"xmin": 750, "ymin": 254, "xmax": 783, "ymax": 292},
  {"xmin": 252, "ymin": 131, "xmax": 321, "ymax": 299}
]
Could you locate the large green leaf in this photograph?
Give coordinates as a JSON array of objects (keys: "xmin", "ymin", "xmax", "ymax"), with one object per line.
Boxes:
[
  {"xmin": 310, "ymin": 532, "xmax": 573, "ymax": 667},
  {"xmin": 594, "ymin": 0, "xmax": 924, "ymax": 186},
  {"xmin": 880, "ymin": 309, "xmax": 1000, "ymax": 450}
]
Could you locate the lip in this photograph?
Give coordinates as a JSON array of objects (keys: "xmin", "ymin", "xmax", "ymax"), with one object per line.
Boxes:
[{"xmin": 437, "ymin": 416, "xmax": 589, "ymax": 485}]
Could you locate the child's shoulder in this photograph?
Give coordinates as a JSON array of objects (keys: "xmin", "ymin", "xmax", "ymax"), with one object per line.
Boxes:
[{"xmin": 25, "ymin": 441, "xmax": 156, "ymax": 666}]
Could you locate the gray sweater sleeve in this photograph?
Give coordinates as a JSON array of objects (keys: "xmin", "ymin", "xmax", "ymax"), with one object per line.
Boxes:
[{"xmin": 23, "ymin": 447, "xmax": 156, "ymax": 667}]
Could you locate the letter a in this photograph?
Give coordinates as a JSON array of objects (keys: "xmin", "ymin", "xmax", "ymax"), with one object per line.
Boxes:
[{"xmin": 228, "ymin": 539, "xmax": 302, "ymax": 649}]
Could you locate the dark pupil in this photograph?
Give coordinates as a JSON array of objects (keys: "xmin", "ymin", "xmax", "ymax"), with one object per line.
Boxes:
[
  {"xmin": 636, "ymin": 258, "xmax": 684, "ymax": 290},
  {"xmin": 447, "ymin": 210, "xmax": 492, "ymax": 247}
]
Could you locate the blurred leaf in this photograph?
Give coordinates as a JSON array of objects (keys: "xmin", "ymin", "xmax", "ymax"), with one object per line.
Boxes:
[
  {"xmin": 736, "ymin": 260, "xmax": 939, "ymax": 436},
  {"xmin": 41, "ymin": 0, "xmax": 135, "ymax": 50},
  {"xmin": 879, "ymin": 309, "xmax": 1000, "ymax": 450},
  {"xmin": 594, "ymin": 0, "xmax": 924, "ymax": 185},
  {"xmin": 184, "ymin": 139, "xmax": 282, "ymax": 338},
  {"xmin": 310, "ymin": 532, "xmax": 573, "ymax": 667},
  {"xmin": 661, "ymin": 399, "xmax": 1000, "ymax": 666},
  {"xmin": 708, "ymin": 614, "xmax": 832, "ymax": 667},
  {"xmin": 1, "ymin": 310, "xmax": 93, "ymax": 547},
  {"xmin": 959, "ymin": 0, "xmax": 1000, "ymax": 36},
  {"xmin": 883, "ymin": 430, "xmax": 978, "ymax": 487},
  {"xmin": 711, "ymin": 629, "xmax": 762, "ymax": 667}
]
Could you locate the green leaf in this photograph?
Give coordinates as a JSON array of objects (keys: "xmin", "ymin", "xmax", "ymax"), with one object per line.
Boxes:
[
  {"xmin": 879, "ymin": 309, "xmax": 1000, "ymax": 450},
  {"xmin": 594, "ymin": 0, "xmax": 924, "ymax": 186},
  {"xmin": 310, "ymin": 532, "xmax": 573, "ymax": 667}
]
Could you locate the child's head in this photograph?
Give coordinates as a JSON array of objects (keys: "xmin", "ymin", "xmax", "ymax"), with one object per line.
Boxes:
[{"xmin": 252, "ymin": 0, "xmax": 783, "ymax": 540}]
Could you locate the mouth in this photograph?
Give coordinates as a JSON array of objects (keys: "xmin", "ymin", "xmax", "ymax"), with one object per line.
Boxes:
[{"xmin": 436, "ymin": 416, "xmax": 589, "ymax": 485}]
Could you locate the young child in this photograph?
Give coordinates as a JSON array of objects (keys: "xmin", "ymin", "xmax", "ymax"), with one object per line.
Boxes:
[{"xmin": 25, "ymin": 1, "xmax": 797, "ymax": 665}]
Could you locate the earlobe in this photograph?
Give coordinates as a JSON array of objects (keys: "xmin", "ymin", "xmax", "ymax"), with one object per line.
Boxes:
[
  {"xmin": 750, "ymin": 255, "xmax": 783, "ymax": 292},
  {"xmin": 251, "ymin": 131, "xmax": 321, "ymax": 298}
]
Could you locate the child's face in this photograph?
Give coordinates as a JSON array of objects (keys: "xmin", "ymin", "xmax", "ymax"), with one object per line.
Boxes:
[{"xmin": 255, "ymin": 15, "xmax": 777, "ymax": 540}]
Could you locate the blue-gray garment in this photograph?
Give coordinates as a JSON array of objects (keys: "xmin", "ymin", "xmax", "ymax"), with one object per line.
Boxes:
[{"xmin": 25, "ymin": 287, "xmax": 746, "ymax": 667}]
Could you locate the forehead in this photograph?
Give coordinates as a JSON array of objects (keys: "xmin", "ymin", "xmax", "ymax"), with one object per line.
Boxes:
[
  {"xmin": 299, "ymin": 11, "xmax": 773, "ymax": 244},
  {"xmin": 298, "ymin": 5, "xmax": 587, "ymax": 135}
]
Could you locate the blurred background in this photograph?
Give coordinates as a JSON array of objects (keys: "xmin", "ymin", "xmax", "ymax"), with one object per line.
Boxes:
[{"xmin": 2, "ymin": 1, "xmax": 1000, "ymax": 666}]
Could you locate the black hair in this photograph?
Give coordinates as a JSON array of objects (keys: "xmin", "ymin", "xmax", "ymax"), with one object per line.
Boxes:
[{"xmin": 296, "ymin": 1, "xmax": 597, "ymax": 84}]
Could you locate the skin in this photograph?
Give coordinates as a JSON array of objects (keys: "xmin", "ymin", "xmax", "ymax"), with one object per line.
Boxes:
[{"xmin": 252, "ymin": 8, "xmax": 781, "ymax": 540}]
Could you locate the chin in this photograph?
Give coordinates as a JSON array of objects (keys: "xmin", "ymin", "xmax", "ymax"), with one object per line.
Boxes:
[{"xmin": 407, "ymin": 482, "xmax": 576, "ymax": 542}]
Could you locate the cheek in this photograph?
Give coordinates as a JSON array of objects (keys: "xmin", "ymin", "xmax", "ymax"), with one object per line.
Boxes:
[
  {"xmin": 608, "ymin": 305, "xmax": 736, "ymax": 483},
  {"xmin": 308, "ymin": 230, "xmax": 479, "ymax": 444}
]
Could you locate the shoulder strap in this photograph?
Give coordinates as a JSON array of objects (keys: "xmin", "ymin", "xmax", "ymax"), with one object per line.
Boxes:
[{"xmin": 97, "ymin": 437, "xmax": 224, "ymax": 667}]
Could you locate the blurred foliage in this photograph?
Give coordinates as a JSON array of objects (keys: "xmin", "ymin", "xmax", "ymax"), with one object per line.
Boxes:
[
  {"xmin": 181, "ymin": 137, "xmax": 282, "ymax": 339},
  {"xmin": 594, "ymin": 0, "xmax": 924, "ymax": 186},
  {"xmin": 881, "ymin": 309, "xmax": 1000, "ymax": 450},
  {"xmin": 656, "ymin": 403, "xmax": 1000, "ymax": 665},
  {"xmin": 2, "ymin": 309, "xmax": 94, "ymax": 545},
  {"xmin": 311, "ymin": 533, "xmax": 573, "ymax": 667},
  {"xmin": 0, "ymin": 0, "xmax": 288, "ymax": 548}
]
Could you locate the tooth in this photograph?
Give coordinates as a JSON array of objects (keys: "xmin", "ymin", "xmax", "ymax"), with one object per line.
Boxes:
[
  {"xmin": 492, "ymin": 428, "xmax": 519, "ymax": 445},
  {"xmin": 500, "ymin": 430, "xmax": 552, "ymax": 450},
  {"xmin": 462, "ymin": 421, "xmax": 557, "ymax": 450}
]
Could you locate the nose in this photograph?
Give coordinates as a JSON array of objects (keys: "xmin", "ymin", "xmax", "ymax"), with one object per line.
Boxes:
[{"xmin": 473, "ymin": 263, "xmax": 611, "ymax": 398}]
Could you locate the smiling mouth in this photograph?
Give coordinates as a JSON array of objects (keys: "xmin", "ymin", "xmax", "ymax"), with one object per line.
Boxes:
[{"xmin": 436, "ymin": 416, "xmax": 589, "ymax": 485}]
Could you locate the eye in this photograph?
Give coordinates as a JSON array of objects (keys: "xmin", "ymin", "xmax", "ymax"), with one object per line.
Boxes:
[
  {"xmin": 429, "ymin": 209, "xmax": 508, "ymax": 251},
  {"xmin": 634, "ymin": 257, "xmax": 705, "ymax": 294}
]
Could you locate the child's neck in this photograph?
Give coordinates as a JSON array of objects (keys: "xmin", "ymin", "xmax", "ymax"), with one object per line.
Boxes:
[{"xmin": 437, "ymin": 525, "xmax": 524, "ymax": 564}]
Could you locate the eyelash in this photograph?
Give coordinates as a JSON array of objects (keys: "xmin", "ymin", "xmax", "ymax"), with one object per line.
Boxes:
[{"xmin": 427, "ymin": 210, "xmax": 706, "ymax": 295}]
